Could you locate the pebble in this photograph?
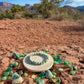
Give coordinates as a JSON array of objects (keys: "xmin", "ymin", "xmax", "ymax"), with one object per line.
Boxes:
[
  {"xmin": 12, "ymin": 73, "xmax": 23, "ymax": 84},
  {"xmin": 70, "ymin": 71, "xmax": 76, "ymax": 75}
]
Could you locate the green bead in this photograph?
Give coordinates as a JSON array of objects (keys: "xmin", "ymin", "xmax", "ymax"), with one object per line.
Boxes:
[
  {"xmin": 70, "ymin": 71, "xmax": 75, "ymax": 75},
  {"xmin": 64, "ymin": 61, "xmax": 68, "ymax": 65},
  {"xmin": 39, "ymin": 73, "xmax": 45, "ymax": 76},
  {"xmin": 52, "ymin": 72, "xmax": 56, "ymax": 76},
  {"xmin": 54, "ymin": 61, "xmax": 59, "ymax": 64},
  {"xmin": 8, "ymin": 76, "xmax": 12, "ymax": 79},
  {"xmin": 31, "ymin": 75, "xmax": 36, "ymax": 79},
  {"xmin": 73, "ymin": 66, "xmax": 77, "ymax": 70},
  {"xmin": 57, "ymin": 59, "xmax": 63, "ymax": 63},
  {"xmin": 58, "ymin": 68, "xmax": 63, "ymax": 71},
  {"xmin": 68, "ymin": 61, "xmax": 72, "ymax": 65},
  {"xmin": 1, "ymin": 76, "xmax": 7, "ymax": 81},
  {"xmin": 49, "ymin": 67, "xmax": 53, "ymax": 71},
  {"xmin": 14, "ymin": 62, "xmax": 19, "ymax": 67},
  {"xmin": 10, "ymin": 64, "xmax": 14, "ymax": 67},
  {"xmin": 42, "ymin": 76, "xmax": 46, "ymax": 78},
  {"xmin": 43, "ymin": 50, "xmax": 49, "ymax": 53},
  {"xmin": 6, "ymin": 68, "xmax": 12, "ymax": 72},
  {"xmin": 3, "ymin": 72, "xmax": 9, "ymax": 76},
  {"xmin": 36, "ymin": 77, "xmax": 41, "ymax": 83},
  {"xmin": 56, "ymin": 55, "xmax": 60, "ymax": 59},
  {"xmin": 24, "ymin": 73, "xmax": 28, "ymax": 77}
]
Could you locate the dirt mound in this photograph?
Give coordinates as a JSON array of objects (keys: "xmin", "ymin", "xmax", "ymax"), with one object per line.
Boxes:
[{"xmin": 0, "ymin": 44, "xmax": 84, "ymax": 84}]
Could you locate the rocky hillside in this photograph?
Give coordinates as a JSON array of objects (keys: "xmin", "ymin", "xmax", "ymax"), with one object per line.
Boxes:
[
  {"xmin": 0, "ymin": 2, "xmax": 13, "ymax": 8},
  {"xmin": 63, "ymin": 6, "xmax": 79, "ymax": 13},
  {"xmin": 76, "ymin": 6, "xmax": 84, "ymax": 12}
]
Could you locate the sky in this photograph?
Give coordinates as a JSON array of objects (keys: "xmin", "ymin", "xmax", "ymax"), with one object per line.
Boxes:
[{"xmin": 0, "ymin": 0, "xmax": 84, "ymax": 7}]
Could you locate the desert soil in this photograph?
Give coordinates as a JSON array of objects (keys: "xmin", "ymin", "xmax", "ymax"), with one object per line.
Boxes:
[{"xmin": 0, "ymin": 18, "xmax": 84, "ymax": 84}]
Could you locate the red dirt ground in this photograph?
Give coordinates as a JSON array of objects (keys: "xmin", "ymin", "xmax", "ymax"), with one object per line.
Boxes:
[
  {"xmin": 0, "ymin": 19, "xmax": 84, "ymax": 84},
  {"xmin": 0, "ymin": 18, "xmax": 84, "ymax": 54}
]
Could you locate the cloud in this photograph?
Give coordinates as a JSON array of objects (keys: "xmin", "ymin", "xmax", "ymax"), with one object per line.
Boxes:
[{"xmin": 66, "ymin": 0, "xmax": 84, "ymax": 7}]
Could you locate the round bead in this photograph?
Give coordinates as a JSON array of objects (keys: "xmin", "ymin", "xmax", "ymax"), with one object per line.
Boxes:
[
  {"xmin": 10, "ymin": 64, "xmax": 14, "ymax": 67},
  {"xmin": 6, "ymin": 68, "xmax": 12, "ymax": 72},
  {"xmin": 52, "ymin": 72, "xmax": 56, "ymax": 76},
  {"xmin": 14, "ymin": 62, "xmax": 19, "ymax": 67},
  {"xmin": 3, "ymin": 72, "xmax": 9, "ymax": 76},
  {"xmin": 24, "ymin": 73, "xmax": 28, "ymax": 77},
  {"xmin": 31, "ymin": 75, "xmax": 36, "ymax": 79},
  {"xmin": 64, "ymin": 61, "xmax": 68, "ymax": 65},
  {"xmin": 70, "ymin": 71, "xmax": 76, "ymax": 75},
  {"xmin": 36, "ymin": 77, "xmax": 41, "ymax": 83}
]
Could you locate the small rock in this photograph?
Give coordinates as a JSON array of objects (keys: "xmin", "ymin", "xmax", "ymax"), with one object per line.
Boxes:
[
  {"xmin": 39, "ymin": 80, "xmax": 44, "ymax": 84},
  {"xmin": 73, "ymin": 66, "xmax": 77, "ymax": 70},
  {"xmin": 45, "ymin": 70, "xmax": 53, "ymax": 79},
  {"xmin": 18, "ymin": 70, "xmax": 24, "ymax": 76},
  {"xmin": 12, "ymin": 72, "xmax": 23, "ymax": 84}
]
